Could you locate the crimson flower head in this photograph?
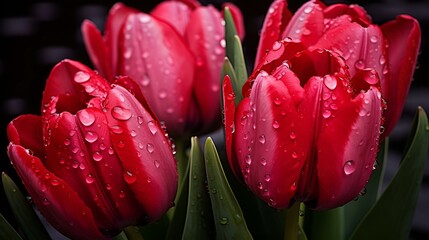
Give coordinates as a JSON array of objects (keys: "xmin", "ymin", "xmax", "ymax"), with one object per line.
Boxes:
[
  {"xmin": 255, "ymin": 0, "xmax": 420, "ymax": 137},
  {"xmin": 7, "ymin": 60, "xmax": 177, "ymax": 239},
  {"xmin": 81, "ymin": 0, "xmax": 244, "ymax": 137}
]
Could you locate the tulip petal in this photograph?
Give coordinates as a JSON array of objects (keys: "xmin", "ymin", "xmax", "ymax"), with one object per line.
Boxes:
[
  {"xmin": 323, "ymin": 3, "xmax": 372, "ymax": 26},
  {"xmin": 81, "ymin": 20, "xmax": 114, "ymax": 81},
  {"xmin": 7, "ymin": 144, "xmax": 103, "ymax": 240},
  {"xmin": 316, "ymin": 86, "xmax": 382, "ymax": 209},
  {"xmin": 255, "ymin": 0, "xmax": 292, "ymax": 67},
  {"xmin": 222, "ymin": 75, "xmax": 242, "ymax": 181},
  {"xmin": 312, "ymin": 20, "xmax": 385, "ymax": 89},
  {"xmin": 119, "ymin": 13, "xmax": 194, "ymax": 135},
  {"xmin": 381, "ymin": 15, "xmax": 421, "ymax": 136},
  {"xmin": 43, "ymin": 107, "xmax": 143, "ymax": 233},
  {"xmin": 104, "ymin": 85, "xmax": 177, "ymax": 221},
  {"xmin": 41, "ymin": 59, "xmax": 111, "ymax": 115},
  {"xmin": 186, "ymin": 5, "xmax": 225, "ymax": 132},
  {"xmin": 281, "ymin": 1, "xmax": 325, "ymax": 47},
  {"xmin": 236, "ymin": 72, "xmax": 308, "ymax": 209},
  {"xmin": 7, "ymin": 114, "xmax": 45, "ymax": 159},
  {"xmin": 151, "ymin": 1, "xmax": 192, "ymax": 36},
  {"xmin": 104, "ymin": 3, "xmax": 139, "ymax": 75}
]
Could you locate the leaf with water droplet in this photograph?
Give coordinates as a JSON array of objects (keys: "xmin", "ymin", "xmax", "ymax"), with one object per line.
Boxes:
[
  {"xmin": 2, "ymin": 173, "xmax": 52, "ymax": 240},
  {"xmin": 204, "ymin": 137, "xmax": 253, "ymax": 239},
  {"xmin": 181, "ymin": 137, "xmax": 214, "ymax": 239}
]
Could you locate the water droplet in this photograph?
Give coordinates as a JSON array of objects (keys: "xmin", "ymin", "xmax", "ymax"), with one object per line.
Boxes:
[
  {"xmin": 245, "ymin": 154, "xmax": 252, "ymax": 165},
  {"xmin": 78, "ymin": 110, "xmax": 95, "ymax": 126},
  {"xmin": 322, "ymin": 109, "xmax": 332, "ymax": 118},
  {"xmin": 106, "ymin": 184, "xmax": 112, "ymax": 190},
  {"xmin": 119, "ymin": 190, "xmax": 126, "ymax": 198},
  {"xmin": 64, "ymin": 138, "xmax": 71, "ymax": 146},
  {"xmin": 289, "ymin": 131, "xmax": 296, "ymax": 140},
  {"xmin": 159, "ymin": 90, "xmax": 167, "ymax": 99},
  {"xmin": 51, "ymin": 179, "xmax": 60, "ymax": 186},
  {"xmin": 124, "ymin": 171, "xmax": 137, "ymax": 184},
  {"xmin": 273, "ymin": 97, "xmax": 281, "ymax": 106},
  {"xmin": 370, "ymin": 35, "xmax": 378, "ymax": 43},
  {"xmin": 343, "ymin": 160, "xmax": 356, "ymax": 175},
  {"xmin": 147, "ymin": 121, "xmax": 158, "ymax": 135},
  {"xmin": 154, "ymin": 160, "xmax": 160, "ymax": 168},
  {"xmin": 85, "ymin": 131, "xmax": 98, "ymax": 143},
  {"xmin": 108, "ymin": 147, "xmax": 115, "ymax": 155},
  {"xmin": 324, "ymin": 75, "xmax": 337, "ymax": 90},
  {"xmin": 110, "ymin": 125, "xmax": 124, "ymax": 134},
  {"xmin": 264, "ymin": 174, "xmax": 271, "ymax": 182},
  {"xmin": 258, "ymin": 135, "xmax": 266, "ymax": 144},
  {"xmin": 93, "ymin": 152, "xmax": 103, "ymax": 161},
  {"xmin": 272, "ymin": 120, "xmax": 280, "ymax": 129},
  {"xmin": 130, "ymin": 130, "xmax": 137, "ymax": 137},
  {"xmin": 219, "ymin": 217, "xmax": 228, "ymax": 225},
  {"xmin": 112, "ymin": 106, "xmax": 132, "ymax": 121},
  {"xmin": 304, "ymin": 5, "xmax": 313, "ymax": 14},
  {"xmin": 379, "ymin": 55, "xmax": 386, "ymax": 65},
  {"xmin": 260, "ymin": 158, "xmax": 267, "ymax": 166},
  {"xmin": 86, "ymin": 174, "xmax": 94, "ymax": 184},
  {"xmin": 74, "ymin": 71, "xmax": 90, "ymax": 83},
  {"xmin": 272, "ymin": 41, "xmax": 282, "ymax": 51},
  {"xmin": 147, "ymin": 143, "xmax": 154, "ymax": 153},
  {"xmin": 291, "ymin": 151, "xmax": 298, "ymax": 159},
  {"xmin": 123, "ymin": 48, "xmax": 132, "ymax": 59}
]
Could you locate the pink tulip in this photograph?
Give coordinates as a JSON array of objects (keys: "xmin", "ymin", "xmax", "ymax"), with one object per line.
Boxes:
[
  {"xmin": 82, "ymin": 0, "xmax": 244, "ymax": 136},
  {"xmin": 255, "ymin": 0, "xmax": 421, "ymax": 137},
  {"xmin": 7, "ymin": 59, "xmax": 177, "ymax": 239},
  {"xmin": 224, "ymin": 40, "xmax": 383, "ymax": 209}
]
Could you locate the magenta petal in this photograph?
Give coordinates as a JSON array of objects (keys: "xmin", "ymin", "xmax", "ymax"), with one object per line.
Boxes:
[
  {"xmin": 186, "ymin": 5, "xmax": 224, "ymax": 132},
  {"xmin": 323, "ymin": 3, "xmax": 372, "ymax": 26},
  {"xmin": 104, "ymin": 3, "xmax": 139, "ymax": 75},
  {"xmin": 254, "ymin": 0, "xmax": 291, "ymax": 67},
  {"xmin": 7, "ymin": 144, "xmax": 103, "ymax": 240},
  {"xmin": 81, "ymin": 20, "xmax": 114, "ymax": 80},
  {"xmin": 119, "ymin": 13, "xmax": 194, "ymax": 136},
  {"xmin": 104, "ymin": 86, "xmax": 177, "ymax": 221},
  {"xmin": 316, "ymin": 86, "xmax": 382, "ymax": 209},
  {"xmin": 381, "ymin": 15, "xmax": 421, "ymax": 136},
  {"xmin": 151, "ymin": 1, "xmax": 192, "ymax": 36},
  {"xmin": 281, "ymin": 1, "xmax": 325, "ymax": 47},
  {"xmin": 7, "ymin": 115, "xmax": 45, "ymax": 159},
  {"xmin": 222, "ymin": 75, "xmax": 242, "ymax": 181}
]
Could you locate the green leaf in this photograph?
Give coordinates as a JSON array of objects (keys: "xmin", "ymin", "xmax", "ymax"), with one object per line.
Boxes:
[
  {"xmin": 232, "ymin": 35, "xmax": 248, "ymax": 90},
  {"xmin": 350, "ymin": 107, "xmax": 429, "ymax": 240},
  {"xmin": 165, "ymin": 156, "xmax": 190, "ymax": 240},
  {"xmin": 182, "ymin": 137, "xmax": 215, "ymax": 240},
  {"xmin": 0, "ymin": 213, "xmax": 22, "ymax": 240},
  {"xmin": 2, "ymin": 172, "xmax": 51, "ymax": 240},
  {"xmin": 204, "ymin": 137, "xmax": 253, "ymax": 240},
  {"xmin": 341, "ymin": 139, "xmax": 389, "ymax": 239},
  {"xmin": 224, "ymin": 7, "xmax": 238, "ymax": 67}
]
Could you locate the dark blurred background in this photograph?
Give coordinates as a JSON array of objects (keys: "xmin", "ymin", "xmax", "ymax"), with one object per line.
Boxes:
[{"xmin": 1, "ymin": 0, "xmax": 428, "ymax": 239}]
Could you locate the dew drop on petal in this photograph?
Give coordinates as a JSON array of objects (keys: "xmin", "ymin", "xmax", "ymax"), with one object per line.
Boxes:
[
  {"xmin": 78, "ymin": 110, "xmax": 96, "ymax": 126},
  {"xmin": 85, "ymin": 174, "xmax": 94, "ymax": 184},
  {"xmin": 343, "ymin": 160, "xmax": 356, "ymax": 175},
  {"xmin": 124, "ymin": 171, "xmax": 137, "ymax": 184},
  {"xmin": 324, "ymin": 75, "xmax": 337, "ymax": 90},
  {"xmin": 154, "ymin": 160, "xmax": 160, "ymax": 168},
  {"xmin": 272, "ymin": 120, "xmax": 280, "ymax": 129},
  {"xmin": 112, "ymin": 106, "xmax": 132, "ymax": 121},
  {"xmin": 74, "ymin": 71, "xmax": 90, "ymax": 83},
  {"xmin": 92, "ymin": 152, "xmax": 103, "ymax": 161},
  {"xmin": 258, "ymin": 135, "xmax": 266, "ymax": 144},
  {"xmin": 85, "ymin": 131, "xmax": 98, "ymax": 143},
  {"xmin": 147, "ymin": 143, "xmax": 154, "ymax": 153},
  {"xmin": 148, "ymin": 121, "xmax": 158, "ymax": 135}
]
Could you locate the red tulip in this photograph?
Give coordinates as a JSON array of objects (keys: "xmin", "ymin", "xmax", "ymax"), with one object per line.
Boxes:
[
  {"xmin": 223, "ymin": 40, "xmax": 383, "ymax": 209},
  {"xmin": 82, "ymin": 1, "xmax": 244, "ymax": 136},
  {"xmin": 255, "ymin": 0, "xmax": 421, "ymax": 137},
  {"xmin": 7, "ymin": 59, "xmax": 177, "ymax": 239}
]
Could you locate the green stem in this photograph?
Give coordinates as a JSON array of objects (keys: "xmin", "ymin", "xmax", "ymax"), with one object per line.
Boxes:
[
  {"xmin": 284, "ymin": 202, "xmax": 300, "ymax": 240},
  {"xmin": 124, "ymin": 226, "xmax": 144, "ymax": 240}
]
